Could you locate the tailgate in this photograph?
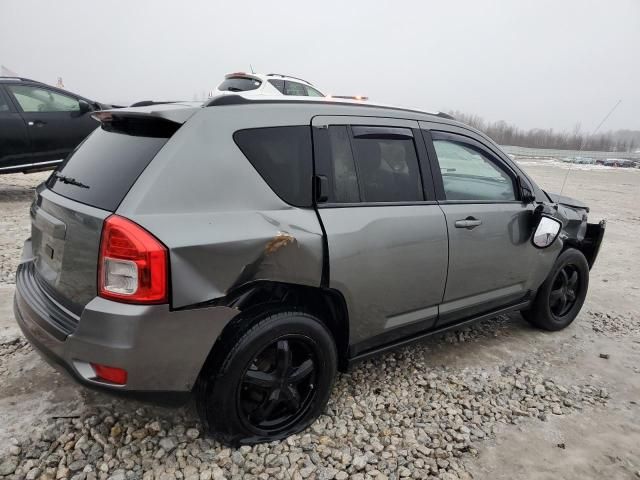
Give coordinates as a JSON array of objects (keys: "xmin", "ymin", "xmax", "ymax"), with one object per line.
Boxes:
[
  {"xmin": 28, "ymin": 107, "xmax": 189, "ymax": 315},
  {"xmin": 30, "ymin": 186, "xmax": 109, "ymax": 315}
]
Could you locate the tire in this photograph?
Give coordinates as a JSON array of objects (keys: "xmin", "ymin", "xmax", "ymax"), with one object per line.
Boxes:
[
  {"xmin": 523, "ymin": 248, "xmax": 589, "ymax": 331},
  {"xmin": 196, "ymin": 310, "xmax": 337, "ymax": 445}
]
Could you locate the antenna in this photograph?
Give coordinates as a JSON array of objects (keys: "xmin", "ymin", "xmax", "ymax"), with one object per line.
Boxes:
[
  {"xmin": 249, "ymin": 64, "xmax": 255, "ymax": 74},
  {"xmin": 559, "ymin": 99, "xmax": 622, "ymax": 194}
]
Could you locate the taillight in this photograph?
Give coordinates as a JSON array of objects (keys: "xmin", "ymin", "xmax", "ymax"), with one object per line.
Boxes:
[
  {"xmin": 98, "ymin": 215, "xmax": 168, "ymax": 304},
  {"xmin": 91, "ymin": 363, "xmax": 128, "ymax": 385}
]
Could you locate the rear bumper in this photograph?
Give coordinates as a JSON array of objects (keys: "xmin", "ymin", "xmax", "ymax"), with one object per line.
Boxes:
[{"xmin": 14, "ymin": 253, "xmax": 239, "ymax": 399}]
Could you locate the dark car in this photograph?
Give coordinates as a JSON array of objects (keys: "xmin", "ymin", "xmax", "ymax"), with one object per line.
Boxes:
[
  {"xmin": 0, "ymin": 77, "xmax": 114, "ymax": 174},
  {"xmin": 14, "ymin": 95, "xmax": 605, "ymax": 445}
]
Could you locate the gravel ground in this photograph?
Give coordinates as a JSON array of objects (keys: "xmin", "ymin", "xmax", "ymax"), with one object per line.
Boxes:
[{"xmin": 1, "ymin": 164, "xmax": 639, "ymax": 480}]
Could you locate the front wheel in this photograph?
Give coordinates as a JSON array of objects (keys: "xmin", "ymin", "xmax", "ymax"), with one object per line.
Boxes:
[
  {"xmin": 523, "ymin": 248, "xmax": 590, "ymax": 331},
  {"xmin": 196, "ymin": 310, "xmax": 337, "ymax": 445}
]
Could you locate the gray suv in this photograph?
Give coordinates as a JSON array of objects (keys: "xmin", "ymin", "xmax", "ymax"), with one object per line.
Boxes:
[{"xmin": 14, "ymin": 96, "xmax": 605, "ymax": 445}]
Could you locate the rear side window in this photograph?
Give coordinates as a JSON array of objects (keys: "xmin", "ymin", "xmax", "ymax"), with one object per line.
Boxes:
[
  {"xmin": 268, "ymin": 79, "xmax": 285, "ymax": 93},
  {"xmin": 350, "ymin": 130, "xmax": 423, "ymax": 202},
  {"xmin": 0, "ymin": 89, "xmax": 10, "ymax": 112},
  {"xmin": 234, "ymin": 126, "xmax": 312, "ymax": 207},
  {"xmin": 218, "ymin": 77, "xmax": 261, "ymax": 92},
  {"xmin": 283, "ymin": 81, "xmax": 308, "ymax": 96},
  {"xmin": 47, "ymin": 118, "xmax": 177, "ymax": 211}
]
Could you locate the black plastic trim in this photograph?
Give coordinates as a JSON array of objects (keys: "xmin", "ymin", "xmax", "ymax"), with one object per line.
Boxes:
[
  {"xmin": 16, "ymin": 262, "xmax": 79, "ymax": 340},
  {"xmin": 347, "ymin": 300, "xmax": 530, "ymax": 365}
]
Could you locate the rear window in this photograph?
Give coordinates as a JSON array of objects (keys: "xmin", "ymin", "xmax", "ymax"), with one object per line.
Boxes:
[
  {"xmin": 218, "ymin": 77, "xmax": 261, "ymax": 92},
  {"xmin": 233, "ymin": 126, "xmax": 312, "ymax": 207},
  {"xmin": 47, "ymin": 118, "xmax": 176, "ymax": 211}
]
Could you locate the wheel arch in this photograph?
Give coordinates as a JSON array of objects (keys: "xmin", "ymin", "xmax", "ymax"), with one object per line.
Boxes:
[{"xmin": 199, "ymin": 281, "xmax": 351, "ymax": 376}]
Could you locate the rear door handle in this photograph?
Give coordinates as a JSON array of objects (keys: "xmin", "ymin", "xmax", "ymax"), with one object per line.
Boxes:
[{"xmin": 454, "ymin": 217, "xmax": 482, "ymax": 229}]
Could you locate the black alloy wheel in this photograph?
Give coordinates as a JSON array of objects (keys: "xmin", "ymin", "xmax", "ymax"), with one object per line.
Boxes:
[
  {"xmin": 523, "ymin": 248, "xmax": 589, "ymax": 331},
  {"xmin": 238, "ymin": 336, "xmax": 317, "ymax": 433},
  {"xmin": 549, "ymin": 264, "xmax": 580, "ymax": 317},
  {"xmin": 196, "ymin": 310, "xmax": 337, "ymax": 445}
]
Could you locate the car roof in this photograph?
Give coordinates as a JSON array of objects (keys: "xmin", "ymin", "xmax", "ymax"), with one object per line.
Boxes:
[
  {"xmin": 223, "ymin": 72, "xmax": 315, "ymax": 86},
  {"xmin": 103, "ymin": 94, "xmax": 458, "ymax": 126},
  {"xmin": 204, "ymin": 93, "xmax": 456, "ymax": 122}
]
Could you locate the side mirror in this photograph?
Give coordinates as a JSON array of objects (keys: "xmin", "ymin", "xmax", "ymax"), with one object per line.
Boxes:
[
  {"xmin": 532, "ymin": 215, "xmax": 562, "ymax": 248},
  {"xmin": 78, "ymin": 100, "xmax": 92, "ymax": 115},
  {"xmin": 518, "ymin": 176, "xmax": 536, "ymax": 203}
]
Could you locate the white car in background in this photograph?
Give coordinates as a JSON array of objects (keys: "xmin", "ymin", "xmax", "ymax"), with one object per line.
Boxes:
[{"xmin": 212, "ymin": 72, "xmax": 325, "ymax": 98}]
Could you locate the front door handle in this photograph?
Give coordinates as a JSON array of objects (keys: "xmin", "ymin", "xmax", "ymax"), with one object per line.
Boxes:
[
  {"xmin": 28, "ymin": 120, "xmax": 46, "ymax": 127},
  {"xmin": 455, "ymin": 217, "xmax": 482, "ymax": 229}
]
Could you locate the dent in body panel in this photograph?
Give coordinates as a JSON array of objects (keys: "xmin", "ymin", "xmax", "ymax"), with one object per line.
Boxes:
[
  {"xmin": 129, "ymin": 209, "xmax": 323, "ymax": 309},
  {"xmin": 116, "ymin": 106, "xmax": 325, "ymax": 308}
]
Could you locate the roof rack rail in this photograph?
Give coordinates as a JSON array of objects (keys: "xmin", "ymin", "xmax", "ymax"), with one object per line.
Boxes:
[
  {"xmin": 0, "ymin": 76, "xmax": 41, "ymax": 83},
  {"xmin": 436, "ymin": 112, "xmax": 455, "ymax": 120},
  {"xmin": 202, "ymin": 95, "xmax": 454, "ymax": 122},
  {"xmin": 266, "ymin": 73, "xmax": 313, "ymax": 86}
]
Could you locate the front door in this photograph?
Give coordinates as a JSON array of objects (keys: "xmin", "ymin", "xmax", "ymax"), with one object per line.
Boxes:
[
  {"xmin": 0, "ymin": 86, "xmax": 31, "ymax": 170},
  {"xmin": 6, "ymin": 83, "xmax": 97, "ymax": 163},
  {"xmin": 423, "ymin": 128, "xmax": 539, "ymax": 326},
  {"xmin": 312, "ymin": 116, "xmax": 449, "ymax": 355}
]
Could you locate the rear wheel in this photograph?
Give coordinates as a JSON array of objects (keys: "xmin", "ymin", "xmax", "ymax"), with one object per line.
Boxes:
[
  {"xmin": 523, "ymin": 248, "xmax": 589, "ymax": 331},
  {"xmin": 196, "ymin": 310, "xmax": 337, "ymax": 445}
]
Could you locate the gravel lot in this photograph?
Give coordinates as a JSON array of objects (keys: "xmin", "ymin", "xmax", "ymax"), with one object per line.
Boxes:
[{"xmin": 0, "ymin": 163, "xmax": 639, "ymax": 480}]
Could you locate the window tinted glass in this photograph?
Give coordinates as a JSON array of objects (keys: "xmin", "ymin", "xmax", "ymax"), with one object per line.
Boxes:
[
  {"xmin": 234, "ymin": 126, "xmax": 312, "ymax": 207},
  {"xmin": 328, "ymin": 126, "xmax": 359, "ymax": 202},
  {"xmin": 218, "ymin": 77, "xmax": 261, "ymax": 92},
  {"xmin": 433, "ymin": 139, "xmax": 516, "ymax": 201},
  {"xmin": 351, "ymin": 132, "xmax": 423, "ymax": 202},
  {"xmin": 0, "ymin": 90, "xmax": 9, "ymax": 112},
  {"xmin": 305, "ymin": 86, "xmax": 324, "ymax": 97},
  {"xmin": 283, "ymin": 81, "xmax": 307, "ymax": 96},
  {"xmin": 8, "ymin": 85, "xmax": 79, "ymax": 112},
  {"xmin": 47, "ymin": 124, "xmax": 172, "ymax": 211},
  {"xmin": 268, "ymin": 79, "xmax": 285, "ymax": 93}
]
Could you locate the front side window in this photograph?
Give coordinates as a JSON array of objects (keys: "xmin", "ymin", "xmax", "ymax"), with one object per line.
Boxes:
[
  {"xmin": 7, "ymin": 85, "xmax": 80, "ymax": 112},
  {"xmin": 234, "ymin": 126, "xmax": 313, "ymax": 207},
  {"xmin": 432, "ymin": 138, "xmax": 516, "ymax": 201}
]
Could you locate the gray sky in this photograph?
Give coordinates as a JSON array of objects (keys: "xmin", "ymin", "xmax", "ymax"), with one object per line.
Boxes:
[{"xmin": 1, "ymin": 0, "xmax": 638, "ymax": 132}]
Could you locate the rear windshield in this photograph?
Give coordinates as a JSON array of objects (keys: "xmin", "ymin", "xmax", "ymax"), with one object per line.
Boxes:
[
  {"xmin": 46, "ymin": 119, "xmax": 176, "ymax": 211},
  {"xmin": 218, "ymin": 77, "xmax": 261, "ymax": 92}
]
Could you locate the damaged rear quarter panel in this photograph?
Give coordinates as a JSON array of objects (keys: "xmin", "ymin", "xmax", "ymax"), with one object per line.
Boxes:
[
  {"xmin": 125, "ymin": 210, "xmax": 324, "ymax": 308},
  {"xmin": 115, "ymin": 106, "xmax": 325, "ymax": 308}
]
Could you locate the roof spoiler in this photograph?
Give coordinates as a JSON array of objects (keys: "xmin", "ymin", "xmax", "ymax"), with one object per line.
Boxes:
[{"xmin": 93, "ymin": 103, "xmax": 199, "ymax": 125}]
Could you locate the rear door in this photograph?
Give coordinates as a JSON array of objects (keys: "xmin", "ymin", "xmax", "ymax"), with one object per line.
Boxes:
[
  {"xmin": 5, "ymin": 83, "xmax": 98, "ymax": 164},
  {"xmin": 0, "ymin": 85, "xmax": 31, "ymax": 171},
  {"xmin": 312, "ymin": 116, "xmax": 448, "ymax": 355},
  {"xmin": 420, "ymin": 125, "xmax": 538, "ymax": 325}
]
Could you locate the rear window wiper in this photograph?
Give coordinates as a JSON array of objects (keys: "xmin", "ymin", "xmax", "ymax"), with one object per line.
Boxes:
[{"xmin": 53, "ymin": 172, "xmax": 90, "ymax": 189}]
